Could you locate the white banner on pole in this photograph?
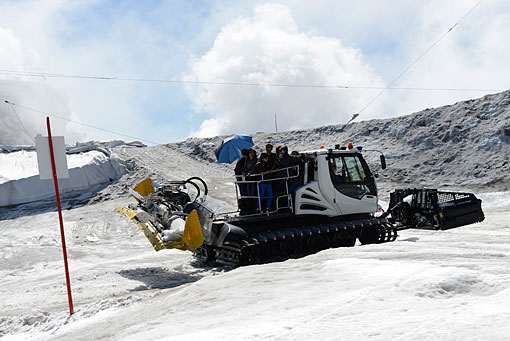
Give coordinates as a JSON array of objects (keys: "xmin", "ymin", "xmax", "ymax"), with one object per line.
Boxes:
[{"xmin": 35, "ymin": 135, "xmax": 70, "ymax": 179}]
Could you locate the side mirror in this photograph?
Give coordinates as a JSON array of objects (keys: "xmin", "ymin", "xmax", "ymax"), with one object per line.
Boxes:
[{"xmin": 380, "ymin": 155, "xmax": 387, "ymax": 170}]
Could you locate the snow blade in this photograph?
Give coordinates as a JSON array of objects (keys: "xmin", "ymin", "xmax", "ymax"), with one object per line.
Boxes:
[
  {"xmin": 183, "ymin": 209, "xmax": 204, "ymax": 250},
  {"xmin": 114, "ymin": 206, "xmax": 188, "ymax": 251}
]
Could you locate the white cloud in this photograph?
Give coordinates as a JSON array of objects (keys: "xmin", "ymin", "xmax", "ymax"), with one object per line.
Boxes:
[
  {"xmin": 380, "ymin": 0, "xmax": 510, "ymax": 117},
  {"xmin": 0, "ymin": 0, "xmax": 193, "ymax": 145},
  {"xmin": 184, "ymin": 3, "xmax": 386, "ymax": 137},
  {"xmin": 0, "ymin": 25, "xmax": 84, "ymax": 145},
  {"xmin": 188, "ymin": 0, "xmax": 510, "ymax": 133},
  {"xmin": 0, "ymin": 79, "xmax": 85, "ymax": 145},
  {"xmin": 0, "ymin": 28, "xmax": 23, "ymax": 71}
]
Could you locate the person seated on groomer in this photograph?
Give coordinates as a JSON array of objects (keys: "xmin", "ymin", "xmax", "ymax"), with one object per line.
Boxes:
[{"xmin": 330, "ymin": 159, "xmax": 348, "ymax": 184}]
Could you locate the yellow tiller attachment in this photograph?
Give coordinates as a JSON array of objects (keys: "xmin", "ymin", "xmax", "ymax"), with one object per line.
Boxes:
[{"xmin": 114, "ymin": 207, "xmax": 204, "ymax": 252}]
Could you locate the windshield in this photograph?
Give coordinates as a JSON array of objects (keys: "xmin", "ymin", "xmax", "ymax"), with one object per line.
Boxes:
[{"xmin": 329, "ymin": 154, "xmax": 376, "ymax": 199}]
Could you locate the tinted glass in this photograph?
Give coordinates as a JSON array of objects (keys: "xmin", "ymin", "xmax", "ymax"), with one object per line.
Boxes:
[{"xmin": 329, "ymin": 154, "xmax": 375, "ymax": 199}]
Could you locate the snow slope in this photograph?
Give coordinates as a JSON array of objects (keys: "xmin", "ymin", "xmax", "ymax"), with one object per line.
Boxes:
[{"xmin": 173, "ymin": 90, "xmax": 510, "ymax": 193}]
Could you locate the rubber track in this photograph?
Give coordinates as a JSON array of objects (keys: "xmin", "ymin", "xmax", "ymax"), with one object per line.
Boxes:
[{"xmin": 199, "ymin": 218, "xmax": 398, "ymax": 267}]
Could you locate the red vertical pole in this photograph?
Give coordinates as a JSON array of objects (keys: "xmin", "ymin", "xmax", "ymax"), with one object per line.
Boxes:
[{"xmin": 46, "ymin": 117, "xmax": 74, "ymax": 316}]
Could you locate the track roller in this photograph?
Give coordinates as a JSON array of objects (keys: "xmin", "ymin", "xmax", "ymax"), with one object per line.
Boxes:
[
  {"xmin": 331, "ymin": 230, "xmax": 356, "ymax": 247},
  {"xmin": 359, "ymin": 226, "xmax": 380, "ymax": 245}
]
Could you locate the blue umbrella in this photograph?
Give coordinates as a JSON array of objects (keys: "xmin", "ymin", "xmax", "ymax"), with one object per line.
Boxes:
[{"xmin": 215, "ymin": 135, "xmax": 254, "ymax": 164}]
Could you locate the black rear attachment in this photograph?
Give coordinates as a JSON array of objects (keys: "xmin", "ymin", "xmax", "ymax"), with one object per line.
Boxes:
[{"xmin": 383, "ymin": 188, "xmax": 485, "ymax": 230}]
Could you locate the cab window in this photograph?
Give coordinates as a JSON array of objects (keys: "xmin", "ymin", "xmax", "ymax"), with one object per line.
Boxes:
[
  {"xmin": 344, "ymin": 156, "xmax": 367, "ymax": 182},
  {"xmin": 329, "ymin": 154, "xmax": 375, "ymax": 199}
]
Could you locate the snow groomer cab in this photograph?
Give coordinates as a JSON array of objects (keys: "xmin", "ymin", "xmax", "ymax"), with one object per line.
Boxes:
[{"xmin": 233, "ymin": 143, "xmax": 384, "ymax": 220}]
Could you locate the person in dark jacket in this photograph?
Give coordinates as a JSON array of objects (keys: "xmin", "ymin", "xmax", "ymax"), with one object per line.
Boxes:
[
  {"xmin": 278, "ymin": 146, "xmax": 292, "ymax": 165},
  {"xmin": 251, "ymin": 153, "xmax": 273, "ymax": 212},
  {"xmin": 277, "ymin": 146, "xmax": 293, "ymax": 177},
  {"xmin": 235, "ymin": 149, "xmax": 249, "ymax": 178},
  {"xmin": 243, "ymin": 148, "xmax": 258, "ymax": 175},
  {"xmin": 235, "ymin": 149, "xmax": 249, "ymax": 214},
  {"xmin": 265, "ymin": 143, "xmax": 278, "ymax": 172},
  {"xmin": 270, "ymin": 146, "xmax": 292, "ymax": 204},
  {"xmin": 243, "ymin": 149, "xmax": 258, "ymax": 213},
  {"xmin": 288, "ymin": 151, "xmax": 304, "ymax": 193}
]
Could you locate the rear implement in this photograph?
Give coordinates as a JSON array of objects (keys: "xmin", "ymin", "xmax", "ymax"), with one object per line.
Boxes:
[{"xmin": 384, "ymin": 188, "xmax": 485, "ymax": 230}]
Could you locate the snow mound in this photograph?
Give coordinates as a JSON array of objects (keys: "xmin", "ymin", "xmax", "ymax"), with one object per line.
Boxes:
[{"xmin": 0, "ymin": 150, "xmax": 126, "ymax": 207}]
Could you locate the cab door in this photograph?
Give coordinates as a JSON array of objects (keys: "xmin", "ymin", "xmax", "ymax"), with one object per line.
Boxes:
[{"xmin": 328, "ymin": 154, "xmax": 378, "ymax": 215}]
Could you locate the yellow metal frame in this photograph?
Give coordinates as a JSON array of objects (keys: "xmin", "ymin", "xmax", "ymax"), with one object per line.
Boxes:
[
  {"xmin": 115, "ymin": 178, "xmax": 205, "ymax": 252},
  {"xmin": 115, "ymin": 206, "xmax": 205, "ymax": 251}
]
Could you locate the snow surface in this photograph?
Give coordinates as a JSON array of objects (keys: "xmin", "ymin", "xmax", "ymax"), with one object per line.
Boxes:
[
  {"xmin": 1, "ymin": 92, "xmax": 510, "ymax": 340},
  {"xmin": 1, "ymin": 152, "xmax": 509, "ymax": 340},
  {"xmin": 0, "ymin": 150, "xmax": 115, "ymax": 183},
  {"xmin": 0, "ymin": 150, "xmax": 126, "ymax": 207}
]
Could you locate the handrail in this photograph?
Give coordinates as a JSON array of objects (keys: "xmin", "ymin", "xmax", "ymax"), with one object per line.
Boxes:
[
  {"xmin": 234, "ymin": 165, "xmax": 300, "ymax": 185},
  {"xmin": 232, "ymin": 165, "xmax": 300, "ymax": 216}
]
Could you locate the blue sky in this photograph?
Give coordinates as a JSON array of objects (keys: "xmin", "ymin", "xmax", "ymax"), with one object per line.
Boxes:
[{"xmin": 1, "ymin": 0, "xmax": 509, "ymax": 144}]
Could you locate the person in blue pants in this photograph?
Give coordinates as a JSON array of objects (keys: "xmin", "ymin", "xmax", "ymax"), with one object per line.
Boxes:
[
  {"xmin": 257, "ymin": 182, "xmax": 272, "ymax": 212},
  {"xmin": 249, "ymin": 153, "xmax": 273, "ymax": 212}
]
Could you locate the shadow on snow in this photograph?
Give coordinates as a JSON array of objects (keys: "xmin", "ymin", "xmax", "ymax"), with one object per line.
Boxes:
[{"xmin": 118, "ymin": 266, "xmax": 226, "ymax": 292}]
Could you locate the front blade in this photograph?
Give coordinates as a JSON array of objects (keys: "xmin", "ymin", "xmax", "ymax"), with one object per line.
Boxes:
[
  {"xmin": 132, "ymin": 178, "xmax": 155, "ymax": 197},
  {"xmin": 183, "ymin": 209, "xmax": 205, "ymax": 250}
]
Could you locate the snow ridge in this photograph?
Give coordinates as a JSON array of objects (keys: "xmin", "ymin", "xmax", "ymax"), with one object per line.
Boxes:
[{"xmin": 171, "ymin": 90, "xmax": 510, "ymax": 193}]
